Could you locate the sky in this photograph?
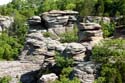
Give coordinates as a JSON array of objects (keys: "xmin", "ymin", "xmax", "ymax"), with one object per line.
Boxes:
[{"xmin": 0, "ymin": 0, "xmax": 12, "ymax": 5}]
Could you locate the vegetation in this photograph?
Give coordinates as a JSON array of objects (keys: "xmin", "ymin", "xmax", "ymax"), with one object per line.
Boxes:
[
  {"xmin": 0, "ymin": 76, "xmax": 11, "ymax": 83},
  {"xmin": 101, "ymin": 22, "xmax": 115, "ymax": 38},
  {"xmin": 0, "ymin": 33, "xmax": 22, "ymax": 60},
  {"xmin": 55, "ymin": 52, "xmax": 74, "ymax": 68},
  {"xmin": 53, "ymin": 52, "xmax": 80, "ymax": 83},
  {"xmin": 0, "ymin": 0, "xmax": 125, "ymax": 82},
  {"xmin": 59, "ymin": 25, "xmax": 78, "ymax": 43},
  {"xmin": 92, "ymin": 39, "xmax": 125, "ymax": 83}
]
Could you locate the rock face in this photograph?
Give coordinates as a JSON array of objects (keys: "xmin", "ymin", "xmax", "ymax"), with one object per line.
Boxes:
[
  {"xmin": 72, "ymin": 61, "xmax": 100, "ymax": 83},
  {"xmin": 0, "ymin": 15, "xmax": 14, "ymax": 32},
  {"xmin": 0, "ymin": 11, "xmax": 104, "ymax": 83},
  {"xmin": 41, "ymin": 10, "xmax": 78, "ymax": 27},
  {"xmin": 38, "ymin": 73, "xmax": 58, "ymax": 83},
  {"xmin": 0, "ymin": 61, "xmax": 41, "ymax": 83},
  {"xmin": 83, "ymin": 16, "xmax": 110, "ymax": 24},
  {"xmin": 78, "ymin": 23, "xmax": 103, "ymax": 46}
]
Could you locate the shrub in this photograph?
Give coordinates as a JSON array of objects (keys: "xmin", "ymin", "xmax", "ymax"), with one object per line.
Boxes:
[
  {"xmin": 59, "ymin": 25, "xmax": 78, "ymax": 43},
  {"xmin": 93, "ymin": 39, "xmax": 125, "ymax": 83},
  {"xmin": 52, "ymin": 67, "xmax": 80, "ymax": 83},
  {"xmin": 55, "ymin": 52, "xmax": 74, "ymax": 68},
  {"xmin": 101, "ymin": 22, "xmax": 115, "ymax": 38},
  {"xmin": 43, "ymin": 32, "xmax": 52, "ymax": 37},
  {"xmin": 0, "ymin": 76, "xmax": 12, "ymax": 83},
  {"xmin": 92, "ymin": 39, "xmax": 125, "ymax": 62}
]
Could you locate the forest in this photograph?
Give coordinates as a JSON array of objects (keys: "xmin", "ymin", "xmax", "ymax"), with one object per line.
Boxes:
[{"xmin": 0, "ymin": 0, "xmax": 125, "ymax": 83}]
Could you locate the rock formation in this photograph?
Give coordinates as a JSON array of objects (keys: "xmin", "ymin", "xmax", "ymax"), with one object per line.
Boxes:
[
  {"xmin": 78, "ymin": 23, "xmax": 103, "ymax": 47},
  {"xmin": 0, "ymin": 15, "xmax": 14, "ymax": 33},
  {"xmin": 0, "ymin": 10, "xmax": 104, "ymax": 83}
]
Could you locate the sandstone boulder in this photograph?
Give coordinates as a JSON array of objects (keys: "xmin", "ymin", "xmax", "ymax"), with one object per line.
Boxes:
[
  {"xmin": 63, "ymin": 43, "xmax": 86, "ymax": 56},
  {"xmin": 72, "ymin": 61, "xmax": 100, "ymax": 83}
]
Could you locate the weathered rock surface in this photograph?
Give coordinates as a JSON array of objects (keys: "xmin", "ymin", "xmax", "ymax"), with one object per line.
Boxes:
[
  {"xmin": 72, "ymin": 61, "xmax": 100, "ymax": 83},
  {"xmin": 78, "ymin": 23, "xmax": 103, "ymax": 46},
  {"xmin": 0, "ymin": 15, "xmax": 14, "ymax": 32},
  {"xmin": 38, "ymin": 73, "xmax": 58, "ymax": 83},
  {"xmin": 83, "ymin": 16, "xmax": 110, "ymax": 24},
  {"xmin": 0, "ymin": 61, "xmax": 41, "ymax": 83}
]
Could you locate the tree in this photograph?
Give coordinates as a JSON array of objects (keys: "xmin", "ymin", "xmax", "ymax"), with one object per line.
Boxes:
[{"xmin": 95, "ymin": 0, "xmax": 104, "ymax": 16}]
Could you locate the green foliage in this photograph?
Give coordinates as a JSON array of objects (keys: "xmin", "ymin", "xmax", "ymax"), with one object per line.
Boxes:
[
  {"xmin": 43, "ymin": 32, "xmax": 52, "ymax": 37},
  {"xmin": 94, "ymin": 77, "xmax": 106, "ymax": 83},
  {"xmin": 0, "ymin": 76, "xmax": 12, "ymax": 83},
  {"xmin": 93, "ymin": 39, "xmax": 125, "ymax": 83},
  {"xmin": 52, "ymin": 67, "xmax": 80, "ymax": 83},
  {"xmin": 101, "ymin": 22, "xmax": 115, "ymax": 38},
  {"xmin": 92, "ymin": 39, "xmax": 125, "ymax": 62},
  {"xmin": 59, "ymin": 26, "xmax": 78, "ymax": 43},
  {"xmin": 0, "ymin": 33, "xmax": 22, "ymax": 60},
  {"xmin": 55, "ymin": 52, "xmax": 74, "ymax": 68}
]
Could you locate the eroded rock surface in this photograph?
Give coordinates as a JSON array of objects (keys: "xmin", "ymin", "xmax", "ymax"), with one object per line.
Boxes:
[
  {"xmin": 0, "ymin": 15, "xmax": 14, "ymax": 32},
  {"xmin": 0, "ymin": 61, "xmax": 41, "ymax": 83},
  {"xmin": 72, "ymin": 61, "xmax": 101, "ymax": 83}
]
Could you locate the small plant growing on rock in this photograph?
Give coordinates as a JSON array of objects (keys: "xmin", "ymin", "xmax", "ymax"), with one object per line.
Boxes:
[
  {"xmin": 0, "ymin": 76, "xmax": 12, "ymax": 83},
  {"xmin": 59, "ymin": 25, "xmax": 78, "ymax": 43},
  {"xmin": 43, "ymin": 32, "xmax": 52, "ymax": 37},
  {"xmin": 55, "ymin": 52, "xmax": 74, "ymax": 68}
]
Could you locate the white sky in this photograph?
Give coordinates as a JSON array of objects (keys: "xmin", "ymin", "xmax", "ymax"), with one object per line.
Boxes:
[{"xmin": 0, "ymin": 0, "xmax": 12, "ymax": 5}]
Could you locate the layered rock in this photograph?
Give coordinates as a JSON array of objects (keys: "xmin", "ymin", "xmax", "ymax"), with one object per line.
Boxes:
[
  {"xmin": 0, "ymin": 61, "xmax": 41, "ymax": 83},
  {"xmin": 63, "ymin": 43, "xmax": 86, "ymax": 62},
  {"xmin": 0, "ymin": 15, "xmax": 14, "ymax": 32},
  {"xmin": 72, "ymin": 61, "xmax": 101, "ymax": 83},
  {"xmin": 83, "ymin": 16, "xmax": 110, "ymax": 24},
  {"xmin": 19, "ymin": 10, "xmax": 104, "ymax": 83},
  {"xmin": 78, "ymin": 23, "xmax": 103, "ymax": 46}
]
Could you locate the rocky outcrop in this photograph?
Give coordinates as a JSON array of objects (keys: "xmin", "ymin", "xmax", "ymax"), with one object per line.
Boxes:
[
  {"xmin": 0, "ymin": 61, "xmax": 41, "ymax": 83},
  {"xmin": 19, "ymin": 10, "xmax": 104, "ymax": 83},
  {"xmin": 78, "ymin": 23, "xmax": 103, "ymax": 46},
  {"xmin": 63, "ymin": 43, "xmax": 86, "ymax": 62},
  {"xmin": 83, "ymin": 16, "xmax": 110, "ymax": 24},
  {"xmin": 72, "ymin": 61, "xmax": 101, "ymax": 83},
  {"xmin": 41, "ymin": 10, "xmax": 78, "ymax": 28},
  {"xmin": 0, "ymin": 15, "xmax": 14, "ymax": 32}
]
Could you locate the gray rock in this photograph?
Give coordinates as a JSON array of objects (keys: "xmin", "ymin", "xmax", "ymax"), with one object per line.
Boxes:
[
  {"xmin": 79, "ymin": 23, "xmax": 101, "ymax": 30},
  {"xmin": 72, "ymin": 61, "xmax": 100, "ymax": 83},
  {"xmin": 63, "ymin": 43, "xmax": 86, "ymax": 55},
  {"xmin": 28, "ymin": 16, "xmax": 41, "ymax": 25},
  {"xmin": 0, "ymin": 16, "xmax": 13, "ymax": 32}
]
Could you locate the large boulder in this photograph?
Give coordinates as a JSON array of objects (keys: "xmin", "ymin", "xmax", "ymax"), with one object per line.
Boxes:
[
  {"xmin": 72, "ymin": 61, "xmax": 100, "ymax": 83},
  {"xmin": 41, "ymin": 10, "xmax": 78, "ymax": 29},
  {"xmin": 78, "ymin": 23, "xmax": 103, "ymax": 46},
  {"xmin": 63, "ymin": 43, "xmax": 86, "ymax": 56},
  {"xmin": 28, "ymin": 16, "xmax": 41, "ymax": 25}
]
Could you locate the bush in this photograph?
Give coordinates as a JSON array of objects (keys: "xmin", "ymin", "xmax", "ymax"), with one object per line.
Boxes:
[
  {"xmin": 52, "ymin": 67, "xmax": 80, "ymax": 83},
  {"xmin": 59, "ymin": 25, "xmax": 78, "ymax": 43},
  {"xmin": 101, "ymin": 22, "xmax": 115, "ymax": 38},
  {"xmin": 0, "ymin": 76, "xmax": 11, "ymax": 83},
  {"xmin": 92, "ymin": 39, "xmax": 125, "ymax": 62},
  {"xmin": 93, "ymin": 39, "xmax": 125, "ymax": 83},
  {"xmin": 0, "ymin": 33, "xmax": 22, "ymax": 60},
  {"xmin": 55, "ymin": 52, "xmax": 74, "ymax": 68},
  {"xmin": 43, "ymin": 32, "xmax": 52, "ymax": 37}
]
